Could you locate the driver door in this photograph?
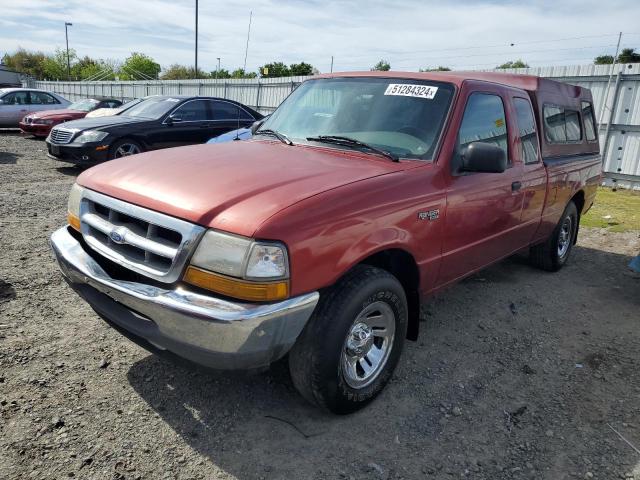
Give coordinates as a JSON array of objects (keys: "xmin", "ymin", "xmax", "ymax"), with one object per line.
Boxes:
[{"xmin": 438, "ymin": 82, "xmax": 525, "ymax": 286}]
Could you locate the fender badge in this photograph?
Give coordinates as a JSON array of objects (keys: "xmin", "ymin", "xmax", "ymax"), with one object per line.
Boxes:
[{"xmin": 418, "ymin": 209, "xmax": 439, "ymax": 221}]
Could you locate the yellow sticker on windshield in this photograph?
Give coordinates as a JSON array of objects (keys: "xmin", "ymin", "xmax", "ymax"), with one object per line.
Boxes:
[
  {"xmin": 495, "ymin": 118, "xmax": 505, "ymax": 128},
  {"xmin": 384, "ymin": 84, "xmax": 438, "ymax": 99}
]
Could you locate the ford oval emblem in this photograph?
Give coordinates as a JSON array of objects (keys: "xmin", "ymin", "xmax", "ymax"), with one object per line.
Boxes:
[{"xmin": 109, "ymin": 231, "xmax": 124, "ymax": 243}]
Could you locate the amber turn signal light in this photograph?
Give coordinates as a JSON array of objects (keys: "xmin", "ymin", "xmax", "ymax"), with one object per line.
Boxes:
[
  {"xmin": 68, "ymin": 212, "xmax": 81, "ymax": 231},
  {"xmin": 183, "ymin": 266, "xmax": 289, "ymax": 302}
]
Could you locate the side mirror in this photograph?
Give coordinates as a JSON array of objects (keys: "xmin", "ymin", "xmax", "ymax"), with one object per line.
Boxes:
[
  {"xmin": 166, "ymin": 115, "xmax": 182, "ymax": 125},
  {"xmin": 460, "ymin": 142, "xmax": 507, "ymax": 173},
  {"xmin": 250, "ymin": 119, "xmax": 264, "ymax": 135}
]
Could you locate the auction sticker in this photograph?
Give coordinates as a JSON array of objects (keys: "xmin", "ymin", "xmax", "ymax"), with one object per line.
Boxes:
[{"xmin": 384, "ymin": 84, "xmax": 438, "ymax": 99}]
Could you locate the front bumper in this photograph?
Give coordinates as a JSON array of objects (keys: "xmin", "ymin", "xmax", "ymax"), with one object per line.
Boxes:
[
  {"xmin": 50, "ymin": 227, "xmax": 319, "ymax": 370},
  {"xmin": 19, "ymin": 122, "xmax": 52, "ymax": 136},
  {"xmin": 46, "ymin": 140, "xmax": 109, "ymax": 165}
]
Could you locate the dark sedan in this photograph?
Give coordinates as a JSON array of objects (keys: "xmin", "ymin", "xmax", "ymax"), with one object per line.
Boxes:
[{"xmin": 45, "ymin": 96, "xmax": 262, "ymax": 165}]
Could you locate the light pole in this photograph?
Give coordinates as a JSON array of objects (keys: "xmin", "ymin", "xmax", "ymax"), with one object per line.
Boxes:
[
  {"xmin": 65, "ymin": 22, "xmax": 73, "ymax": 80},
  {"xmin": 216, "ymin": 57, "xmax": 221, "ymax": 79},
  {"xmin": 194, "ymin": 0, "xmax": 198, "ymax": 78}
]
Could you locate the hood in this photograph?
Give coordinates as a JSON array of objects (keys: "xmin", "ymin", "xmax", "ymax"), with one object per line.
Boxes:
[
  {"xmin": 61, "ymin": 114, "xmax": 147, "ymax": 131},
  {"xmin": 31, "ymin": 108, "xmax": 86, "ymax": 120},
  {"xmin": 77, "ymin": 140, "xmax": 413, "ymax": 237}
]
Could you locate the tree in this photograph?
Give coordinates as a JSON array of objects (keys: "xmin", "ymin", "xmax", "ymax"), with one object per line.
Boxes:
[
  {"xmin": 371, "ymin": 60, "xmax": 391, "ymax": 71},
  {"xmin": 419, "ymin": 66, "xmax": 451, "ymax": 72},
  {"xmin": 120, "ymin": 52, "xmax": 161, "ymax": 80},
  {"xmin": 616, "ymin": 48, "xmax": 640, "ymax": 64},
  {"xmin": 2, "ymin": 48, "xmax": 48, "ymax": 79},
  {"xmin": 211, "ymin": 68, "xmax": 231, "ymax": 79},
  {"xmin": 496, "ymin": 59, "xmax": 529, "ymax": 69},
  {"xmin": 231, "ymin": 68, "xmax": 257, "ymax": 79},
  {"xmin": 289, "ymin": 62, "xmax": 314, "ymax": 76},
  {"xmin": 258, "ymin": 62, "xmax": 290, "ymax": 77},
  {"xmin": 41, "ymin": 48, "xmax": 77, "ymax": 80},
  {"xmin": 594, "ymin": 54, "xmax": 614, "ymax": 65}
]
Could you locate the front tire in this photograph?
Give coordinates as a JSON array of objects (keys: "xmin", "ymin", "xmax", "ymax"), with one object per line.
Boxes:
[
  {"xmin": 109, "ymin": 139, "xmax": 143, "ymax": 160},
  {"xmin": 530, "ymin": 201, "xmax": 578, "ymax": 271},
  {"xmin": 288, "ymin": 265, "xmax": 408, "ymax": 414}
]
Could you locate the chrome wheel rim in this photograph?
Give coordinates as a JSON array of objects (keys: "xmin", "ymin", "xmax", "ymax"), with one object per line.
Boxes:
[
  {"xmin": 341, "ymin": 301, "xmax": 396, "ymax": 389},
  {"xmin": 115, "ymin": 143, "xmax": 141, "ymax": 157},
  {"xmin": 558, "ymin": 216, "xmax": 572, "ymax": 258}
]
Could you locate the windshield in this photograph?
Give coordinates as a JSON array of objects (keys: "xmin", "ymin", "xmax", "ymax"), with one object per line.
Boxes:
[
  {"xmin": 120, "ymin": 97, "xmax": 180, "ymax": 119},
  {"xmin": 261, "ymin": 77, "xmax": 455, "ymax": 160},
  {"xmin": 69, "ymin": 99, "xmax": 100, "ymax": 112}
]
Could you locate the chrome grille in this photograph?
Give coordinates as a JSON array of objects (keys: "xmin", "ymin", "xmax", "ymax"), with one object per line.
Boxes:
[
  {"xmin": 50, "ymin": 127, "xmax": 75, "ymax": 144},
  {"xmin": 79, "ymin": 189, "xmax": 205, "ymax": 283}
]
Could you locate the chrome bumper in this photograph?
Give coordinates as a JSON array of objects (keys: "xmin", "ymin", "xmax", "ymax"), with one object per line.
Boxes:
[{"xmin": 50, "ymin": 227, "xmax": 319, "ymax": 370}]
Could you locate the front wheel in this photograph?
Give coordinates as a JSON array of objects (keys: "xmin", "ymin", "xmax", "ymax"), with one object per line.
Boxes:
[
  {"xmin": 288, "ymin": 265, "xmax": 408, "ymax": 414},
  {"xmin": 530, "ymin": 201, "xmax": 578, "ymax": 271},
  {"xmin": 109, "ymin": 139, "xmax": 143, "ymax": 159}
]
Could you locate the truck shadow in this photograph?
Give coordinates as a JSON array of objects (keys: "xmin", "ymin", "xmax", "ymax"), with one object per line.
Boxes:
[{"xmin": 127, "ymin": 245, "xmax": 640, "ymax": 479}]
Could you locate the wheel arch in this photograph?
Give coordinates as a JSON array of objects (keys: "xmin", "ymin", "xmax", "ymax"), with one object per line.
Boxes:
[
  {"xmin": 570, "ymin": 189, "xmax": 585, "ymax": 244},
  {"xmin": 354, "ymin": 248, "xmax": 421, "ymax": 341}
]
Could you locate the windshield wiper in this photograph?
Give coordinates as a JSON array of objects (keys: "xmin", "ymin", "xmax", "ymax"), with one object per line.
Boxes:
[
  {"xmin": 255, "ymin": 129, "xmax": 293, "ymax": 145},
  {"xmin": 306, "ymin": 135, "xmax": 399, "ymax": 162}
]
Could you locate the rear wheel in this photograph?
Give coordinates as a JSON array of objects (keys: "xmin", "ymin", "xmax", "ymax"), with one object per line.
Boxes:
[
  {"xmin": 288, "ymin": 265, "xmax": 408, "ymax": 414},
  {"xmin": 110, "ymin": 139, "xmax": 143, "ymax": 159},
  {"xmin": 530, "ymin": 201, "xmax": 578, "ymax": 271}
]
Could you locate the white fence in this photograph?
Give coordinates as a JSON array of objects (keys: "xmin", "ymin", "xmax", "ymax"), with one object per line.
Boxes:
[{"xmin": 30, "ymin": 64, "xmax": 640, "ymax": 188}]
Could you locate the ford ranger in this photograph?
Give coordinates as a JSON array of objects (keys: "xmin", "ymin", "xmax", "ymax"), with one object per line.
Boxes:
[{"xmin": 50, "ymin": 72, "xmax": 601, "ymax": 413}]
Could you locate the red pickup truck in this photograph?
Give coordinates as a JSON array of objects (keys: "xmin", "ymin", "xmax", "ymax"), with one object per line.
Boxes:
[{"xmin": 51, "ymin": 71, "xmax": 601, "ymax": 413}]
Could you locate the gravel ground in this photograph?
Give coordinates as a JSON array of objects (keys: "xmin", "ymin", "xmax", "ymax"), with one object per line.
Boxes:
[{"xmin": 1, "ymin": 131, "xmax": 640, "ymax": 480}]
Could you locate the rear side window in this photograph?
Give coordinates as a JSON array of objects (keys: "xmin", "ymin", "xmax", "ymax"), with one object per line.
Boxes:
[
  {"xmin": 172, "ymin": 100, "xmax": 209, "ymax": 121},
  {"xmin": 581, "ymin": 101, "xmax": 597, "ymax": 141},
  {"xmin": 544, "ymin": 105, "xmax": 582, "ymax": 143},
  {"xmin": 30, "ymin": 92, "xmax": 60, "ymax": 105},
  {"xmin": 211, "ymin": 100, "xmax": 253, "ymax": 121},
  {"xmin": 513, "ymin": 98, "xmax": 539, "ymax": 164},
  {"xmin": 457, "ymin": 93, "xmax": 509, "ymax": 161}
]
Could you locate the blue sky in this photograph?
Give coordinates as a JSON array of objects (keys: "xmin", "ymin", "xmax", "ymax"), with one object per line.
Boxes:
[{"xmin": 1, "ymin": 0, "xmax": 639, "ymax": 73}]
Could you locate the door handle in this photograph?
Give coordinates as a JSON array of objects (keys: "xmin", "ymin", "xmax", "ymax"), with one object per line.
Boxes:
[{"xmin": 511, "ymin": 181, "xmax": 522, "ymax": 191}]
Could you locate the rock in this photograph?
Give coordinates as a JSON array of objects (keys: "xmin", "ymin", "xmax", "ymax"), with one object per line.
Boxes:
[
  {"xmin": 522, "ymin": 364, "xmax": 537, "ymax": 375},
  {"xmin": 545, "ymin": 429, "xmax": 554, "ymax": 437},
  {"xmin": 452, "ymin": 406, "xmax": 462, "ymax": 417},
  {"xmin": 366, "ymin": 462, "xmax": 385, "ymax": 476},
  {"xmin": 98, "ymin": 359, "xmax": 110, "ymax": 369},
  {"xmin": 585, "ymin": 473, "xmax": 594, "ymax": 479}
]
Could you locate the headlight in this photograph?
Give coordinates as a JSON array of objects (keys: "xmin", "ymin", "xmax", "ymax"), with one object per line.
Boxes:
[
  {"xmin": 33, "ymin": 119, "xmax": 54, "ymax": 125},
  {"xmin": 67, "ymin": 183, "xmax": 84, "ymax": 231},
  {"xmin": 189, "ymin": 231, "xmax": 288, "ymax": 280},
  {"xmin": 185, "ymin": 230, "xmax": 290, "ymax": 301},
  {"xmin": 73, "ymin": 130, "xmax": 108, "ymax": 143}
]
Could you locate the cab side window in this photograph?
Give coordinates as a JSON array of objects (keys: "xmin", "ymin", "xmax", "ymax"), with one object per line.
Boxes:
[
  {"xmin": 513, "ymin": 98, "xmax": 539, "ymax": 164},
  {"xmin": 457, "ymin": 93, "xmax": 509, "ymax": 162}
]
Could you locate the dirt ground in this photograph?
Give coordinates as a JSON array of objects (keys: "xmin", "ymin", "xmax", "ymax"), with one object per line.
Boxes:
[{"xmin": 1, "ymin": 131, "xmax": 639, "ymax": 480}]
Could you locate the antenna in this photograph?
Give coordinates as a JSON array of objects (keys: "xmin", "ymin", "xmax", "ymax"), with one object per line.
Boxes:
[{"xmin": 243, "ymin": 11, "xmax": 253, "ymax": 72}]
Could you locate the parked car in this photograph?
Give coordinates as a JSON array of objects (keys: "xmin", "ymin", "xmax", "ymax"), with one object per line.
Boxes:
[
  {"xmin": 206, "ymin": 114, "xmax": 269, "ymax": 143},
  {"xmin": 46, "ymin": 95, "xmax": 262, "ymax": 164},
  {"xmin": 0, "ymin": 88, "xmax": 70, "ymax": 127},
  {"xmin": 85, "ymin": 97, "xmax": 144, "ymax": 119},
  {"xmin": 51, "ymin": 71, "xmax": 601, "ymax": 413},
  {"xmin": 20, "ymin": 98, "xmax": 123, "ymax": 137}
]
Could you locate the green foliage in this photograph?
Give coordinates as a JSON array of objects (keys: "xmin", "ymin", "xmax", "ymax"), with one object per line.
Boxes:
[
  {"xmin": 289, "ymin": 62, "xmax": 314, "ymax": 76},
  {"xmin": 40, "ymin": 48, "xmax": 76, "ymax": 80},
  {"xmin": 594, "ymin": 54, "xmax": 614, "ymax": 65},
  {"xmin": 496, "ymin": 59, "xmax": 529, "ymax": 69},
  {"xmin": 258, "ymin": 62, "xmax": 290, "ymax": 77},
  {"xmin": 120, "ymin": 52, "xmax": 161, "ymax": 80},
  {"xmin": 231, "ymin": 68, "xmax": 257, "ymax": 79},
  {"xmin": 1, "ymin": 48, "xmax": 48, "ymax": 79},
  {"xmin": 211, "ymin": 68, "xmax": 231, "ymax": 79},
  {"xmin": 616, "ymin": 48, "xmax": 640, "ymax": 64},
  {"xmin": 419, "ymin": 66, "xmax": 451, "ymax": 72},
  {"xmin": 371, "ymin": 60, "xmax": 391, "ymax": 71}
]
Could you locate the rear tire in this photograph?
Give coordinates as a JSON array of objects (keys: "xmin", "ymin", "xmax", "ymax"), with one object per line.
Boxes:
[
  {"xmin": 530, "ymin": 201, "xmax": 578, "ymax": 272},
  {"xmin": 288, "ymin": 265, "xmax": 408, "ymax": 414}
]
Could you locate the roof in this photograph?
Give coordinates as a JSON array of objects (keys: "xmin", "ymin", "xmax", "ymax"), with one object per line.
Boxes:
[{"xmin": 313, "ymin": 70, "xmax": 586, "ymax": 97}]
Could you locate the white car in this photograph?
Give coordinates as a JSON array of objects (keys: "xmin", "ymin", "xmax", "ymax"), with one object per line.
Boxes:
[
  {"xmin": 0, "ymin": 88, "xmax": 70, "ymax": 127},
  {"xmin": 85, "ymin": 97, "xmax": 145, "ymax": 118}
]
